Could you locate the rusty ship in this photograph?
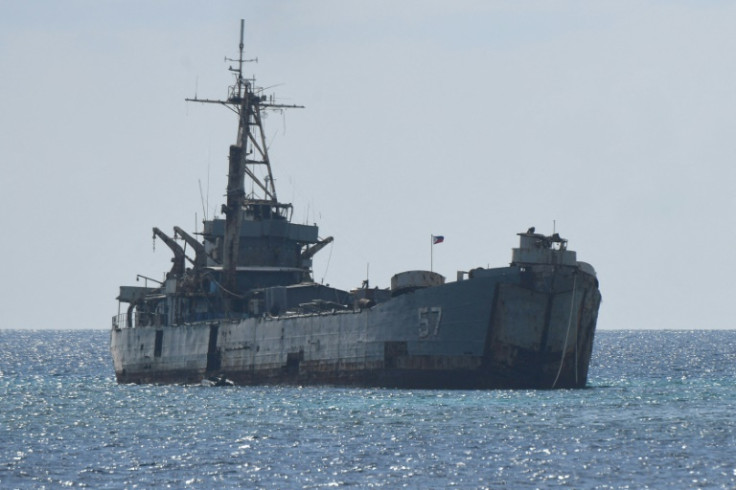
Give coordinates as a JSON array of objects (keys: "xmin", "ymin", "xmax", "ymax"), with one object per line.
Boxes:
[{"xmin": 110, "ymin": 21, "xmax": 602, "ymax": 389}]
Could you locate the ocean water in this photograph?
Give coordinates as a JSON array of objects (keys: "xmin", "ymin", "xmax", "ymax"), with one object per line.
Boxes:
[{"xmin": 1, "ymin": 330, "xmax": 735, "ymax": 488}]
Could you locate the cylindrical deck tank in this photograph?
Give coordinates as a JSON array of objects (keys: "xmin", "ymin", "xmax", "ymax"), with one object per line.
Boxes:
[{"xmin": 390, "ymin": 270, "xmax": 445, "ymax": 296}]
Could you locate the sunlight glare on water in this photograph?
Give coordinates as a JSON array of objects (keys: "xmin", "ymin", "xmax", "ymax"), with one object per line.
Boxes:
[{"xmin": 1, "ymin": 329, "xmax": 735, "ymax": 488}]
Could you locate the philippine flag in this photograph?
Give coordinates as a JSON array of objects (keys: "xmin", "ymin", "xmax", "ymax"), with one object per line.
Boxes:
[{"xmin": 432, "ymin": 235, "xmax": 444, "ymax": 244}]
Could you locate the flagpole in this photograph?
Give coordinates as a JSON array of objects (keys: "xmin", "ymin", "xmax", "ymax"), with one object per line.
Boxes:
[
  {"xmin": 430, "ymin": 235, "xmax": 444, "ymax": 272},
  {"xmin": 430, "ymin": 234, "xmax": 433, "ymax": 272}
]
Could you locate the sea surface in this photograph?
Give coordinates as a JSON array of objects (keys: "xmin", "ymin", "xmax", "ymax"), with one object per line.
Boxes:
[{"xmin": 1, "ymin": 330, "xmax": 735, "ymax": 488}]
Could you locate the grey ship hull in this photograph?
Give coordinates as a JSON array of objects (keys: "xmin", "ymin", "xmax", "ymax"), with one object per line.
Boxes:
[{"xmin": 111, "ymin": 264, "xmax": 600, "ymax": 389}]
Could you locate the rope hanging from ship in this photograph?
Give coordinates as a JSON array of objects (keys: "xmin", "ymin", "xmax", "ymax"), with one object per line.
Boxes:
[{"xmin": 551, "ymin": 272, "xmax": 578, "ymax": 389}]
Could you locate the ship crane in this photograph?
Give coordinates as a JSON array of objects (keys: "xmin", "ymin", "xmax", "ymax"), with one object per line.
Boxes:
[
  {"xmin": 152, "ymin": 227, "xmax": 185, "ymax": 278},
  {"xmin": 174, "ymin": 226, "xmax": 212, "ymax": 268},
  {"xmin": 301, "ymin": 236, "xmax": 334, "ymax": 262}
]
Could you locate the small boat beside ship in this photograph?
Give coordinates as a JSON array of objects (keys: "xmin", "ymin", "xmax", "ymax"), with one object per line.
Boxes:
[{"xmin": 110, "ymin": 21, "xmax": 601, "ymax": 389}]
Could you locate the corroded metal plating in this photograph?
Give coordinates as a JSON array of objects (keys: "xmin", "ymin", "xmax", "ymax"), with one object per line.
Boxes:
[{"xmin": 110, "ymin": 22, "xmax": 601, "ymax": 390}]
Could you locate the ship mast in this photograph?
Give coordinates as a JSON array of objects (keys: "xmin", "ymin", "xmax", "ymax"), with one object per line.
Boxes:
[{"xmin": 186, "ymin": 19, "xmax": 303, "ymax": 307}]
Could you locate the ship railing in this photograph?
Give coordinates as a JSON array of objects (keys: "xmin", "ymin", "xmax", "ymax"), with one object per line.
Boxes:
[
  {"xmin": 134, "ymin": 311, "xmax": 166, "ymax": 328},
  {"xmin": 112, "ymin": 311, "xmax": 173, "ymax": 329},
  {"xmin": 111, "ymin": 313, "xmax": 127, "ymax": 329},
  {"xmin": 179, "ymin": 311, "xmax": 233, "ymax": 324}
]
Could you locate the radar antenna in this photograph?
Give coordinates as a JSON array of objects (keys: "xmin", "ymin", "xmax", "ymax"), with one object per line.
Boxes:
[
  {"xmin": 186, "ymin": 19, "xmax": 303, "ymax": 207},
  {"xmin": 185, "ymin": 19, "xmax": 303, "ymax": 303}
]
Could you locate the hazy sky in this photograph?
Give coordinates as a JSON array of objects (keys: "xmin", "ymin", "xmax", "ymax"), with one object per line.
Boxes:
[{"xmin": 2, "ymin": 1, "xmax": 735, "ymax": 330}]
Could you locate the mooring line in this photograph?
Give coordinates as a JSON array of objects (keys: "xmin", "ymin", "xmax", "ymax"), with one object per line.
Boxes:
[{"xmin": 551, "ymin": 272, "xmax": 577, "ymax": 389}]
